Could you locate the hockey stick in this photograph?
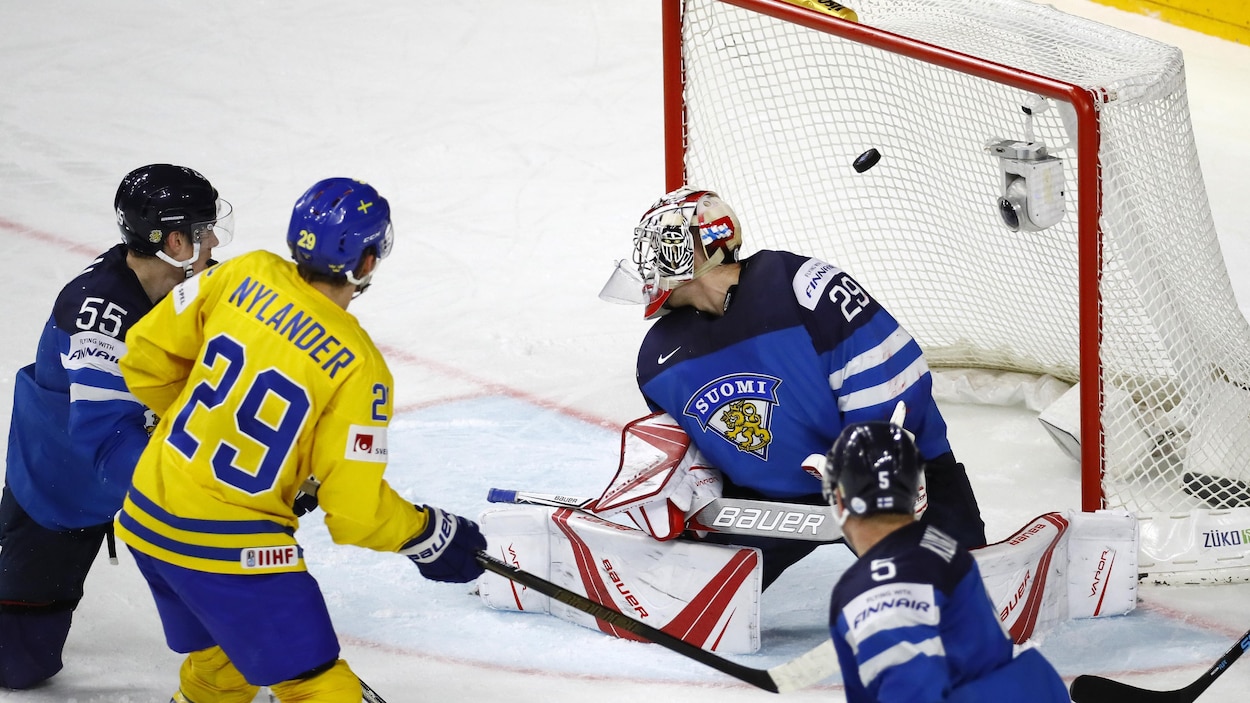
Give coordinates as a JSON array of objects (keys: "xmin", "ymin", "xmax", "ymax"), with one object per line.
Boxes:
[
  {"xmin": 360, "ymin": 679, "xmax": 388, "ymax": 703},
  {"xmin": 269, "ymin": 681, "xmax": 387, "ymax": 703},
  {"xmin": 1069, "ymin": 628, "xmax": 1250, "ymax": 703},
  {"xmin": 474, "ymin": 551, "xmax": 838, "ymax": 693},
  {"xmin": 1182, "ymin": 472, "xmax": 1250, "ymax": 509},
  {"xmin": 486, "ymin": 488, "xmax": 843, "ymax": 543}
]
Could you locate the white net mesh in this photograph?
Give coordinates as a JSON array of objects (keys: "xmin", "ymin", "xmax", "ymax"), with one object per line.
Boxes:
[{"xmin": 676, "ymin": 0, "xmax": 1250, "ymax": 516}]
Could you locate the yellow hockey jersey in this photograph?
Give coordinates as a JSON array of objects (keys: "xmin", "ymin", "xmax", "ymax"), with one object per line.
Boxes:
[{"xmin": 115, "ymin": 250, "xmax": 428, "ymax": 574}]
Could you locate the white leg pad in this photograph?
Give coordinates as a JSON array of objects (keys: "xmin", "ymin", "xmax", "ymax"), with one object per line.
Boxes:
[
  {"xmin": 973, "ymin": 509, "xmax": 1137, "ymax": 643},
  {"xmin": 477, "ymin": 504, "xmax": 763, "ymax": 653}
]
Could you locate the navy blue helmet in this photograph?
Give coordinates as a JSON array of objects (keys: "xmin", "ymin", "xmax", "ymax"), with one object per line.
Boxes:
[
  {"xmin": 823, "ymin": 421, "xmax": 923, "ymax": 519},
  {"xmin": 115, "ymin": 164, "xmax": 230, "ymax": 256}
]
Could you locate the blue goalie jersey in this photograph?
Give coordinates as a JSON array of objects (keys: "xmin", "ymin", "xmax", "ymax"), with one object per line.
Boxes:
[
  {"xmin": 5, "ymin": 244, "xmax": 156, "ymax": 530},
  {"xmin": 829, "ymin": 522, "xmax": 1069, "ymax": 703},
  {"xmin": 637, "ymin": 250, "xmax": 952, "ymax": 498}
]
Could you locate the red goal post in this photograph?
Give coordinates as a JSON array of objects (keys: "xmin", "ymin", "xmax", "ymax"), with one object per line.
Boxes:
[{"xmin": 660, "ymin": 0, "xmax": 1250, "ymax": 572}]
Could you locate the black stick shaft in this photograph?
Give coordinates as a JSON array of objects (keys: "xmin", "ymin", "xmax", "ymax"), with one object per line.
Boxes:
[
  {"xmin": 1070, "ymin": 629, "xmax": 1250, "ymax": 703},
  {"xmin": 360, "ymin": 678, "xmax": 388, "ymax": 703},
  {"xmin": 475, "ymin": 551, "xmax": 780, "ymax": 693}
]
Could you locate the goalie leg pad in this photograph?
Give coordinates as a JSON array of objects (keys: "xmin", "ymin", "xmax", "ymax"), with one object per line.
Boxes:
[
  {"xmin": 973, "ymin": 509, "xmax": 1137, "ymax": 643},
  {"xmin": 697, "ymin": 529, "xmax": 822, "ymax": 590},
  {"xmin": 476, "ymin": 505, "xmax": 554, "ymax": 614},
  {"xmin": 477, "ymin": 504, "xmax": 763, "ymax": 653},
  {"xmin": 1065, "ymin": 510, "xmax": 1138, "ymax": 618}
]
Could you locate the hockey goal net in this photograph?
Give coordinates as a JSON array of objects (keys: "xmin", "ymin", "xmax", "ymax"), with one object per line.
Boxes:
[{"xmin": 664, "ymin": 0, "xmax": 1250, "ymax": 567}]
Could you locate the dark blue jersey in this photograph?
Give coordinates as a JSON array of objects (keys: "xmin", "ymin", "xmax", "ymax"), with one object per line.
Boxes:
[
  {"xmin": 637, "ymin": 250, "xmax": 952, "ymax": 498},
  {"xmin": 5, "ymin": 244, "xmax": 155, "ymax": 530},
  {"xmin": 829, "ymin": 522, "xmax": 1069, "ymax": 703}
]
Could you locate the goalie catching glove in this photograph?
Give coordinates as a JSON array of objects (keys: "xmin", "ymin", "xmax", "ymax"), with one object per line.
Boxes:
[{"xmin": 400, "ymin": 505, "xmax": 487, "ymax": 583}]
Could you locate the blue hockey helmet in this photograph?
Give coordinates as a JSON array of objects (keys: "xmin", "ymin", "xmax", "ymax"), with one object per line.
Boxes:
[
  {"xmin": 287, "ymin": 178, "xmax": 393, "ymax": 289},
  {"xmin": 822, "ymin": 421, "xmax": 923, "ymax": 523},
  {"xmin": 115, "ymin": 164, "xmax": 234, "ymax": 258}
]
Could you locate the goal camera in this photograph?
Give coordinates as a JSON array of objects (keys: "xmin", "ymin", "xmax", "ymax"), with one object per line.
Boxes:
[{"xmin": 988, "ymin": 139, "xmax": 1066, "ymax": 232}]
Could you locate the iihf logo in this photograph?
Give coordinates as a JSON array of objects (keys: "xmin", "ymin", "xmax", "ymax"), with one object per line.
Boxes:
[{"xmin": 683, "ymin": 373, "xmax": 781, "ymax": 459}]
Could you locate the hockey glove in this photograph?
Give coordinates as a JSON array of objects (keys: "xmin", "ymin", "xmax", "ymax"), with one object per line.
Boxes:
[
  {"xmin": 292, "ymin": 476, "xmax": 321, "ymax": 517},
  {"xmin": 292, "ymin": 491, "xmax": 319, "ymax": 517},
  {"xmin": 400, "ymin": 505, "xmax": 487, "ymax": 583}
]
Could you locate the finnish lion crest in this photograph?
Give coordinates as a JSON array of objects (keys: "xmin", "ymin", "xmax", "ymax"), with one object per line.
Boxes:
[
  {"xmin": 683, "ymin": 373, "xmax": 781, "ymax": 460},
  {"xmin": 720, "ymin": 400, "xmax": 772, "ymax": 452}
]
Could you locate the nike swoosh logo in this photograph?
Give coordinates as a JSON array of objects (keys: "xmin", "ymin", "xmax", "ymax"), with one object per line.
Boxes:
[{"xmin": 658, "ymin": 347, "xmax": 681, "ymax": 364}]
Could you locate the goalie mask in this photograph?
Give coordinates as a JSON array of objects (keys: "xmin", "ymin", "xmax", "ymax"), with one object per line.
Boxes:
[
  {"xmin": 822, "ymin": 421, "xmax": 924, "ymax": 526},
  {"xmin": 599, "ymin": 187, "xmax": 742, "ymax": 319}
]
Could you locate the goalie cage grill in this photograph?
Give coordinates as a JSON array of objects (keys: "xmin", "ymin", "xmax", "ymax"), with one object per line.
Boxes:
[{"xmin": 664, "ymin": 0, "xmax": 1250, "ymax": 581}]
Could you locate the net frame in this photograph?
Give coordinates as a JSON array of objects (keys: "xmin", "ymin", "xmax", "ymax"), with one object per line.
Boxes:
[{"xmin": 661, "ymin": 0, "xmax": 1250, "ymax": 516}]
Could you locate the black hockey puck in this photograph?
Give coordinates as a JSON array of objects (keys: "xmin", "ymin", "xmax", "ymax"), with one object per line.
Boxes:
[{"xmin": 853, "ymin": 148, "xmax": 881, "ymax": 173}]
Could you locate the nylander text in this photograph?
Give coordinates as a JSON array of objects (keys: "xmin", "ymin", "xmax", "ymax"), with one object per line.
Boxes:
[{"xmin": 228, "ymin": 277, "xmax": 357, "ymax": 378}]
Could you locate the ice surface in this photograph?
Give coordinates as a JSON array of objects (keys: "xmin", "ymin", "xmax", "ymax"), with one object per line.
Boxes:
[{"xmin": 2, "ymin": 1, "xmax": 1248, "ymax": 701}]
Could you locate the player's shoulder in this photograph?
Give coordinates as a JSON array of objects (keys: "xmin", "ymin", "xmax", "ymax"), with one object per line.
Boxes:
[
  {"xmin": 52, "ymin": 244, "xmax": 150, "ymax": 333},
  {"xmin": 200, "ymin": 249, "xmax": 319, "ymax": 307},
  {"xmin": 153, "ymin": 249, "xmax": 280, "ymax": 317},
  {"xmin": 195, "ymin": 249, "xmax": 385, "ymax": 347},
  {"xmin": 55, "ymin": 244, "xmax": 133, "ymax": 300},
  {"xmin": 740, "ymin": 250, "xmax": 858, "ymax": 311},
  {"xmin": 833, "ymin": 522, "xmax": 971, "ymax": 606},
  {"xmin": 780, "ymin": 252, "xmax": 854, "ymax": 312},
  {"xmin": 741, "ymin": 249, "xmax": 811, "ymax": 281},
  {"xmin": 202, "ymin": 249, "xmax": 289, "ymax": 284},
  {"xmin": 342, "ymin": 320, "xmax": 392, "ymax": 377}
]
